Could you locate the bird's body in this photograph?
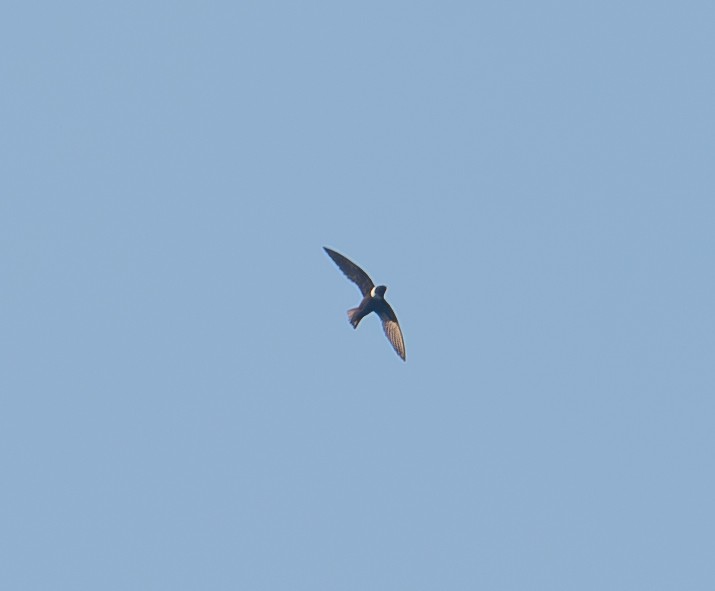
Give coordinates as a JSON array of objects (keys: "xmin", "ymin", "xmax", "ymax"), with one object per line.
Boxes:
[
  {"xmin": 323, "ymin": 247, "xmax": 406, "ymax": 361},
  {"xmin": 347, "ymin": 285, "xmax": 388, "ymax": 328}
]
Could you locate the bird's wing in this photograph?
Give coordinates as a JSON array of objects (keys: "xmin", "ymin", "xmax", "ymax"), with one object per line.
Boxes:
[
  {"xmin": 378, "ymin": 302, "xmax": 406, "ymax": 361},
  {"xmin": 323, "ymin": 247, "xmax": 375, "ymax": 296}
]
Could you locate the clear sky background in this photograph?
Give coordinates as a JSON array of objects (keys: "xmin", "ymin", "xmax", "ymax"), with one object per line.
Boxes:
[{"xmin": 2, "ymin": 2, "xmax": 714, "ymax": 589}]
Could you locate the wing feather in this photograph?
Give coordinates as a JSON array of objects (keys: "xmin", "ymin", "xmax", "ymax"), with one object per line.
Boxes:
[
  {"xmin": 323, "ymin": 247, "xmax": 374, "ymax": 296},
  {"xmin": 378, "ymin": 303, "xmax": 406, "ymax": 361}
]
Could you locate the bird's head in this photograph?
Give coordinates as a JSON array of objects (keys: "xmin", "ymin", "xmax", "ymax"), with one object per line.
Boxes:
[{"xmin": 371, "ymin": 285, "xmax": 387, "ymax": 298}]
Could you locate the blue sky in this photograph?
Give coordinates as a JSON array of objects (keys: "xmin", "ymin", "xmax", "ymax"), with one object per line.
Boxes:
[{"xmin": 2, "ymin": 1, "xmax": 714, "ymax": 589}]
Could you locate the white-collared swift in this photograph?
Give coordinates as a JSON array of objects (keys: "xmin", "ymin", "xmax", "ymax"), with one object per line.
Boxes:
[{"xmin": 323, "ymin": 247, "xmax": 406, "ymax": 361}]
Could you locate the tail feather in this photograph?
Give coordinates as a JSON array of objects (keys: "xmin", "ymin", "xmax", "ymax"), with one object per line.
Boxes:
[{"xmin": 347, "ymin": 307, "xmax": 361, "ymax": 328}]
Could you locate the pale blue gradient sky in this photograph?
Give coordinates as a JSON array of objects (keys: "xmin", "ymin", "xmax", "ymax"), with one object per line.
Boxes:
[{"xmin": 2, "ymin": 2, "xmax": 714, "ymax": 589}]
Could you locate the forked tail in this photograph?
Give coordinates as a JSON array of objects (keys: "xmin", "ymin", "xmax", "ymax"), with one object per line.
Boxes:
[{"xmin": 347, "ymin": 307, "xmax": 362, "ymax": 328}]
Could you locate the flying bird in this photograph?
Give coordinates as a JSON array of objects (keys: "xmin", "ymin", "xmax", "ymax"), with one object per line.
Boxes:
[{"xmin": 323, "ymin": 246, "xmax": 406, "ymax": 361}]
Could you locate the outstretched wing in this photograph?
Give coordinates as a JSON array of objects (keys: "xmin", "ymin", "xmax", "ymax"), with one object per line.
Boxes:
[
  {"xmin": 378, "ymin": 302, "xmax": 406, "ymax": 361},
  {"xmin": 323, "ymin": 247, "xmax": 375, "ymax": 296}
]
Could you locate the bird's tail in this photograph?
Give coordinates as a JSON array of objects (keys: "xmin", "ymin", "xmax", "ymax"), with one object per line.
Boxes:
[{"xmin": 347, "ymin": 307, "xmax": 362, "ymax": 328}]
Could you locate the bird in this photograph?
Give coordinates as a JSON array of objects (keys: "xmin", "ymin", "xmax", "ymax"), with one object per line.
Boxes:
[{"xmin": 323, "ymin": 246, "xmax": 406, "ymax": 361}]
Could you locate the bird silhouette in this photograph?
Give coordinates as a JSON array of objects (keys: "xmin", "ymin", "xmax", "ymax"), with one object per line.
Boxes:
[{"xmin": 324, "ymin": 247, "xmax": 406, "ymax": 361}]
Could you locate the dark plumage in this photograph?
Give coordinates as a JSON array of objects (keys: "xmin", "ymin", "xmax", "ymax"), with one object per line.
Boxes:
[{"xmin": 323, "ymin": 247, "xmax": 406, "ymax": 361}]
